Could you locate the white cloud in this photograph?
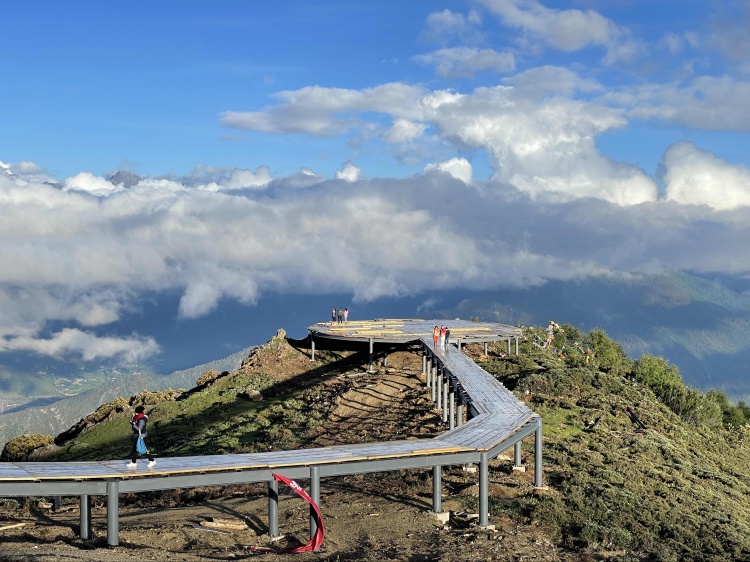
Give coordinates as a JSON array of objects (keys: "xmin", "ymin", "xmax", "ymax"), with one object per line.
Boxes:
[
  {"xmin": 414, "ymin": 47, "xmax": 515, "ymax": 78},
  {"xmin": 386, "ymin": 119, "xmax": 428, "ymax": 143},
  {"xmin": 226, "ymin": 166, "xmax": 273, "ymax": 189},
  {"xmin": 63, "ymin": 172, "xmax": 124, "ymax": 196},
  {"xmin": 425, "ymin": 9, "xmax": 482, "ymax": 37},
  {"xmin": 662, "ymin": 142, "xmax": 750, "ymax": 210},
  {"xmin": 476, "ymin": 0, "xmax": 640, "ymax": 62},
  {"xmin": 424, "ymin": 83, "xmax": 657, "ymax": 204},
  {"xmin": 221, "ymin": 78, "xmax": 657, "ymax": 204},
  {"xmin": 220, "ymin": 83, "xmax": 426, "ymax": 137},
  {"xmin": 503, "ymin": 66, "xmax": 603, "ymax": 98},
  {"xmin": 624, "ymin": 76, "xmax": 750, "ymax": 132},
  {"xmin": 424, "ymin": 157, "xmax": 473, "ymax": 184},
  {"xmin": 2, "ymin": 156, "xmax": 750, "ymax": 366},
  {"xmin": 659, "ymin": 32, "xmax": 687, "ymax": 55},
  {"xmin": 335, "ymin": 161, "xmax": 361, "ymax": 182},
  {"xmin": 0, "ymin": 328, "xmax": 159, "ymax": 362}
]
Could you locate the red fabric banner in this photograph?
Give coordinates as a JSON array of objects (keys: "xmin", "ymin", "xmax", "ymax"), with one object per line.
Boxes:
[{"xmin": 263, "ymin": 473, "xmax": 325, "ymax": 553}]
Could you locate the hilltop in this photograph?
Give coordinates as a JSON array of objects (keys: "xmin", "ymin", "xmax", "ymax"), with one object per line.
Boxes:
[{"xmin": 2, "ymin": 325, "xmax": 750, "ymax": 561}]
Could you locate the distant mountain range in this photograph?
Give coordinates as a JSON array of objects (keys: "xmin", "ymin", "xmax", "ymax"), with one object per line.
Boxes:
[
  {"xmin": 0, "ymin": 346, "xmax": 253, "ymax": 449},
  {"xmin": 431, "ymin": 271, "xmax": 750, "ymax": 400}
]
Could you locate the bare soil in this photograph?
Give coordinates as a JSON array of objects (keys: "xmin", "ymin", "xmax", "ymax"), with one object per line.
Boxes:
[{"xmin": 0, "ymin": 347, "xmax": 576, "ymax": 561}]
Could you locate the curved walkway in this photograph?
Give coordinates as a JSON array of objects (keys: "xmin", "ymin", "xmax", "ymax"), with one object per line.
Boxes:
[{"xmin": 0, "ymin": 319, "xmax": 541, "ymax": 548}]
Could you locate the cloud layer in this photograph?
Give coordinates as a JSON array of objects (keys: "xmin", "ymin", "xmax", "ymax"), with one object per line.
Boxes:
[{"xmin": 2, "ymin": 142, "xmax": 749, "ymax": 363}]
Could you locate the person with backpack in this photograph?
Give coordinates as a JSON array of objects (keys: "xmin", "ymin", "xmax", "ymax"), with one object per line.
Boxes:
[{"xmin": 127, "ymin": 405, "xmax": 156, "ymax": 468}]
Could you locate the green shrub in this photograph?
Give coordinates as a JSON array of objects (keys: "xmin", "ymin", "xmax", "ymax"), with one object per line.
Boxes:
[
  {"xmin": 1, "ymin": 433, "xmax": 54, "ymax": 461},
  {"xmin": 634, "ymin": 355, "xmax": 722, "ymax": 427}
]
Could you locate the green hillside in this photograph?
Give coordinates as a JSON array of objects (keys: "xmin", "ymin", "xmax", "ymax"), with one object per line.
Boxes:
[{"xmin": 5, "ymin": 325, "xmax": 750, "ymax": 560}]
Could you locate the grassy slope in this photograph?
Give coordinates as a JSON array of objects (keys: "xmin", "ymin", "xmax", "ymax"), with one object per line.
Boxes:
[
  {"xmin": 474, "ymin": 333, "xmax": 750, "ymax": 561},
  {"xmin": 45, "ymin": 334, "xmax": 350, "ymax": 462},
  {"xmin": 22, "ymin": 328, "xmax": 750, "ymax": 561}
]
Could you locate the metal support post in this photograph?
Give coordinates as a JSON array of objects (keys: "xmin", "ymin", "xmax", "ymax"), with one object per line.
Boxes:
[
  {"xmin": 514, "ymin": 442, "xmax": 522, "ymax": 467},
  {"xmin": 268, "ymin": 479, "xmax": 279, "ymax": 537},
  {"xmin": 484, "ymin": 342, "xmax": 488, "ymax": 356},
  {"xmin": 310, "ymin": 334, "xmax": 316, "ymax": 361},
  {"xmin": 422, "ymin": 355, "xmax": 427, "ymax": 381},
  {"xmin": 79, "ymin": 495, "xmax": 91, "ymax": 540},
  {"xmin": 106, "ymin": 481, "xmax": 119, "ymax": 547},
  {"xmin": 368, "ymin": 338, "xmax": 374, "ymax": 372},
  {"xmin": 432, "ymin": 465, "xmax": 442, "ymax": 513},
  {"xmin": 310, "ymin": 467, "xmax": 321, "ymax": 541},
  {"xmin": 457, "ymin": 403, "xmax": 463, "ymax": 427},
  {"xmin": 515, "ymin": 337, "xmax": 519, "ymax": 355},
  {"xmin": 479, "ymin": 452, "xmax": 489, "ymax": 528},
  {"xmin": 436, "ymin": 373, "xmax": 442, "ymax": 411},
  {"xmin": 449, "ymin": 389, "xmax": 455, "ymax": 430},
  {"xmin": 507, "ymin": 339, "xmax": 511, "ymax": 355},
  {"xmin": 442, "ymin": 380, "xmax": 449, "ymax": 423},
  {"xmin": 535, "ymin": 420, "xmax": 543, "ymax": 487}
]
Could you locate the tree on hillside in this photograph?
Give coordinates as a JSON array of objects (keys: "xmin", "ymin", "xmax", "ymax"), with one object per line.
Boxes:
[{"xmin": 588, "ymin": 328, "xmax": 630, "ymax": 376}]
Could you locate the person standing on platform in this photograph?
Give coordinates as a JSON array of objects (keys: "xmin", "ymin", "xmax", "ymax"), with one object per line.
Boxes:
[
  {"xmin": 439, "ymin": 325, "xmax": 447, "ymax": 351},
  {"xmin": 332, "ymin": 307, "xmax": 336, "ymax": 324},
  {"xmin": 344, "ymin": 307, "xmax": 349, "ymax": 322},
  {"xmin": 337, "ymin": 307, "xmax": 343, "ymax": 324},
  {"xmin": 445, "ymin": 328, "xmax": 451, "ymax": 350},
  {"xmin": 127, "ymin": 405, "xmax": 156, "ymax": 469},
  {"xmin": 433, "ymin": 325, "xmax": 440, "ymax": 348}
]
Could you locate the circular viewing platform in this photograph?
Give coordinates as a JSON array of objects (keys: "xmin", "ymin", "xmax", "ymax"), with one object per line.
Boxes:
[{"xmin": 307, "ymin": 318, "xmax": 522, "ymax": 345}]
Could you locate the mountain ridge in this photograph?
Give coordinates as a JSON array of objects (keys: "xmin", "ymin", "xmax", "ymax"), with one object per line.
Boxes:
[{"xmin": 4, "ymin": 324, "xmax": 750, "ymax": 560}]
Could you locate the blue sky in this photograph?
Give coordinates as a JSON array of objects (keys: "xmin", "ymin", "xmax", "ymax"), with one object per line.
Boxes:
[
  {"xmin": 1, "ymin": 0, "xmax": 750, "ymax": 366},
  {"xmin": 4, "ymin": 0, "xmax": 748, "ymax": 181}
]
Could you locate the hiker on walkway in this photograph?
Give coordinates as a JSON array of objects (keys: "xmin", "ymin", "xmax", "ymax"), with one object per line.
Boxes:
[
  {"xmin": 439, "ymin": 325, "xmax": 447, "ymax": 351},
  {"xmin": 445, "ymin": 328, "xmax": 451, "ymax": 350},
  {"xmin": 127, "ymin": 405, "xmax": 156, "ymax": 469},
  {"xmin": 331, "ymin": 307, "xmax": 336, "ymax": 324},
  {"xmin": 433, "ymin": 325, "xmax": 440, "ymax": 348},
  {"xmin": 344, "ymin": 307, "xmax": 349, "ymax": 322},
  {"xmin": 337, "ymin": 307, "xmax": 344, "ymax": 324}
]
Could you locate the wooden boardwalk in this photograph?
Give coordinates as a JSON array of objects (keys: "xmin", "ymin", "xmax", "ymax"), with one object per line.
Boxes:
[
  {"xmin": 309, "ymin": 318, "xmax": 522, "ymax": 343},
  {"xmin": 0, "ymin": 319, "xmax": 541, "ymax": 547}
]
